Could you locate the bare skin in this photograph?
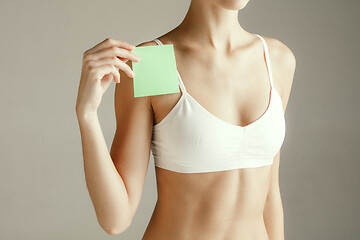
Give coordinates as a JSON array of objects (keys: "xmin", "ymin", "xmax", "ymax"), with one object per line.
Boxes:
[
  {"xmin": 140, "ymin": 0, "xmax": 295, "ymax": 238},
  {"xmin": 140, "ymin": 32, "xmax": 294, "ymax": 240},
  {"xmin": 75, "ymin": 0, "xmax": 296, "ymax": 238}
]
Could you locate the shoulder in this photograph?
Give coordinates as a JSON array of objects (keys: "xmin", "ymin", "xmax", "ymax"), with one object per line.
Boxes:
[
  {"xmin": 116, "ymin": 38, "xmax": 160, "ymax": 98},
  {"xmin": 262, "ymin": 36, "xmax": 296, "ymax": 112},
  {"xmin": 115, "ymin": 39, "xmax": 161, "ymax": 107},
  {"xmin": 262, "ymin": 36, "xmax": 296, "ymax": 80},
  {"xmin": 120, "ymin": 38, "xmax": 163, "ymax": 109}
]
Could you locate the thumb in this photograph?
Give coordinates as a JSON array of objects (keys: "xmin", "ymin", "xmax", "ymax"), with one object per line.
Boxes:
[{"xmin": 100, "ymin": 73, "xmax": 113, "ymax": 91}]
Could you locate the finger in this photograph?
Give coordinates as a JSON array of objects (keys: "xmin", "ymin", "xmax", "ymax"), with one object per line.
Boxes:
[
  {"xmin": 90, "ymin": 64, "xmax": 118, "ymax": 83},
  {"xmin": 89, "ymin": 64, "xmax": 123, "ymax": 84},
  {"xmin": 112, "ymin": 68, "xmax": 121, "ymax": 84},
  {"xmin": 106, "ymin": 65, "xmax": 121, "ymax": 84},
  {"xmin": 87, "ymin": 57, "xmax": 135, "ymax": 79},
  {"xmin": 84, "ymin": 45, "xmax": 141, "ymax": 63},
  {"xmin": 87, "ymin": 57, "xmax": 135, "ymax": 77},
  {"xmin": 84, "ymin": 38, "xmax": 135, "ymax": 56}
]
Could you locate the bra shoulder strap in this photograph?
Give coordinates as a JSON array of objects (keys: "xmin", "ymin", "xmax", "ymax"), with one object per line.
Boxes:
[
  {"xmin": 153, "ymin": 38, "xmax": 163, "ymax": 46},
  {"xmin": 254, "ymin": 34, "xmax": 274, "ymax": 88}
]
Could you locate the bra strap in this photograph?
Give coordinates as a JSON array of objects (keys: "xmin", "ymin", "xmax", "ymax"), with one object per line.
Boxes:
[
  {"xmin": 254, "ymin": 34, "xmax": 274, "ymax": 89},
  {"xmin": 153, "ymin": 38, "xmax": 163, "ymax": 46},
  {"xmin": 153, "ymin": 38, "xmax": 187, "ymax": 93}
]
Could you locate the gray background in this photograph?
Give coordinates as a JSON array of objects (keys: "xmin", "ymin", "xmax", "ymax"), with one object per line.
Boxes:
[{"xmin": 1, "ymin": 0, "xmax": 359, "ymax": 239}]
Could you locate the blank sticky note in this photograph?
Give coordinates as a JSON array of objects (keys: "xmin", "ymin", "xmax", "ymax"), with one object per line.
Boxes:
[{"xmin": 131, "ymin": 44, "xmax": 180, "ymax": 98}]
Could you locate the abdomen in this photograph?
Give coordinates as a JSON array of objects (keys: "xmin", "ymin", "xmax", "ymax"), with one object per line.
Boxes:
[{"xmin": 142, "ymin": 165, "xmax": 272, "ymax": 240}]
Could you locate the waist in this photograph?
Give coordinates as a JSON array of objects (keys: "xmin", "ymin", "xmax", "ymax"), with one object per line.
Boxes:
[
  {"xmin": 153, "ymin": 165, "xmax": 271, "ymax": 221},
  {"xmin": 143, "ymin": 201, "xmax": 268, "ymax": 240},
  {"xmin": 143, "ymin": 163, "xmax": 272, "ymax": 239}
]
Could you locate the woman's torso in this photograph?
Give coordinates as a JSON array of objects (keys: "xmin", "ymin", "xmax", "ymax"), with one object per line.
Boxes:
[
  {"xmin": 142, "ymin": 32, "xmax": 283, "ymax": 240},
  {"xmin": 143, "ymin": 166, "xmax": 271, "ymax": 239}
]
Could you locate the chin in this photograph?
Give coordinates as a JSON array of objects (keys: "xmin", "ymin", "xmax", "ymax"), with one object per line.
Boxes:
[{"xmin": 213, "ymin": 0, "xmax": 250, "ymax": 10}]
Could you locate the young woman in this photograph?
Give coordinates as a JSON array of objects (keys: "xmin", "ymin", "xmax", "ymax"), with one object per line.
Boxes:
[{"xmin": 75, "ymin": 0, "xmax": 296, "ymax": 239}]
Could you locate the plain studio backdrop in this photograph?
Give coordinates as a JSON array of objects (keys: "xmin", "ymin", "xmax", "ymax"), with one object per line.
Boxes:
[{"xmin": 0, "ymin": 0, "xmax": 359, "ymax": 239}]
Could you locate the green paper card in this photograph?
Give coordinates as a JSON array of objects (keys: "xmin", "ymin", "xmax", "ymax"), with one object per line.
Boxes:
[{"xmin": 131, "ymin": 44, "xmax": 180, "ymax": 98}]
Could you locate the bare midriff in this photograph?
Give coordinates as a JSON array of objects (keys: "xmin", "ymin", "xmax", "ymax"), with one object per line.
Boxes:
[{"xmin": 142, "ymin": 165, "xmax": 272, "ymax": 240}]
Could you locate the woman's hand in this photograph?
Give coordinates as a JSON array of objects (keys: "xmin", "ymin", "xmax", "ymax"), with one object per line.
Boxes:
[{"xmin": 76, "ymin": 38, "xmax": 141, "ymax": 116}]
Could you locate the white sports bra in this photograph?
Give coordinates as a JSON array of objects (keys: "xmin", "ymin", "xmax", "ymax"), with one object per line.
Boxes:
[{"xmin": 150, "ymin": 34, "xmax": 286, "ymax": 173}]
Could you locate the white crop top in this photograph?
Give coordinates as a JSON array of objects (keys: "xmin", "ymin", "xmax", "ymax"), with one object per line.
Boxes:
[{"xmin": 150, "ymin": 34, "xmax": 286, "ymax": 173}]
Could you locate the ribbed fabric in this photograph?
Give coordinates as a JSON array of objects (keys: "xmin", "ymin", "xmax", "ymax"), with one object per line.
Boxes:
[{"xmin": 150, "ymin": 34, "xmax": 286, "ymax": 173}]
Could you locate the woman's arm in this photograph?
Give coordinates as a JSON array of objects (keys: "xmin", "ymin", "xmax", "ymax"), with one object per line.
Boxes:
[
  {"xmin": 263, "ymin": 152, "xmax": 285, "ymax": 240},
  {"xmin": 262, "ymin": 36, "xmax": 296, "ymax": 240},
  {"xmin": 76, "ymin": 38, "xmax": 148, "ymax": 235},
  {"xmin": 77, "ymin": 111, "xmax": 133, "ymax": 235}
]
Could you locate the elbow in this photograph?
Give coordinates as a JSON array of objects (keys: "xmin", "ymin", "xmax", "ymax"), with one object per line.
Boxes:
[
  {"xmin": 103, "ymin": 226, "xmax": 126, "ymax": 236},
  {"xmin": 95, "ymin": 199, "xmax": 135, "ymax": 235},
  {"xmin": 101, "ymin": 219, "xmax": 132, "ymax": 236},
  {"xmin": 98, "ymin": 212, "xmax": 133, "ymax": 236}
]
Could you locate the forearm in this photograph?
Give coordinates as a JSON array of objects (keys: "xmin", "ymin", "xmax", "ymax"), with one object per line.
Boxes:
[
  {"xmin": 76, "ymin": 111, "xmax": 131, "ymax": 234},
  {"xmin": 263, "ymin": 189, "xmax": 285, "ymax": 240}
]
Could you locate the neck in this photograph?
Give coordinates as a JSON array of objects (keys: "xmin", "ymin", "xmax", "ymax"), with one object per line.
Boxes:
[{"xmin": 173, "ymin": 0, "xmax": 250, "ymax": 51}]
